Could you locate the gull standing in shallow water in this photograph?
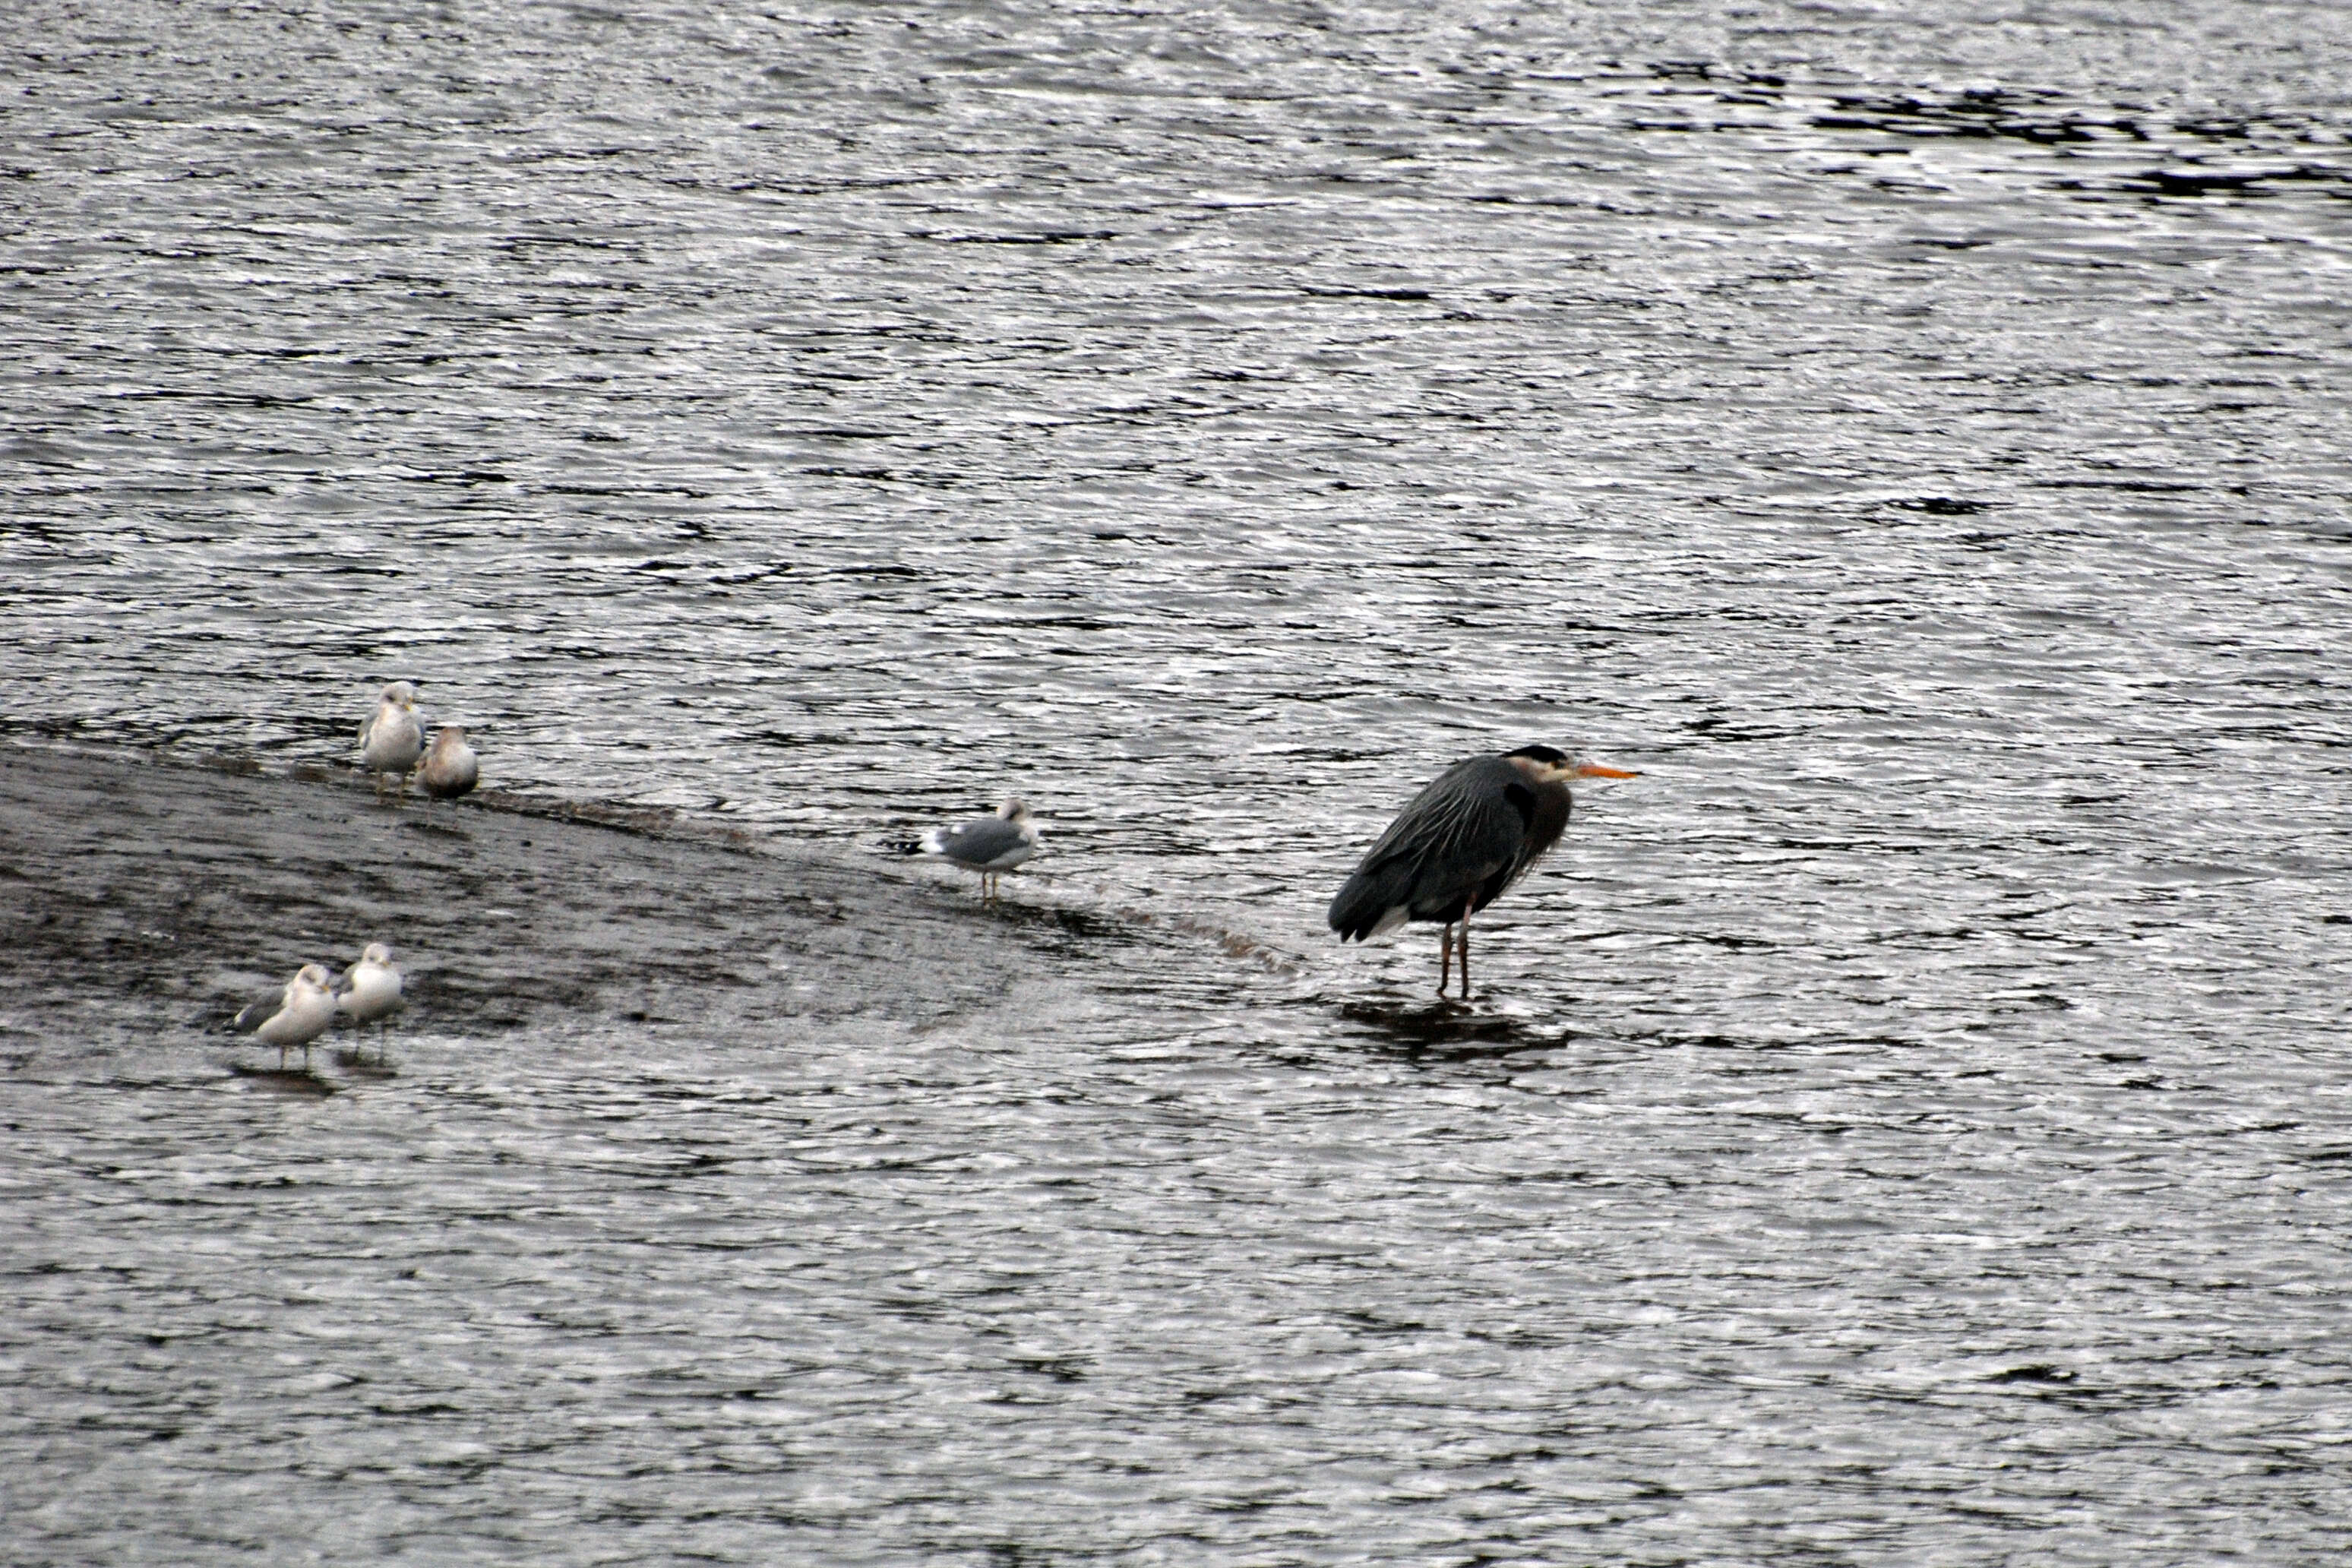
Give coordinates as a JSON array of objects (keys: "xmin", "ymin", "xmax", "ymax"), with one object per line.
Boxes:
[
  {"xmin": 904, "ymin": 798, "xmax": 1042, "ymax": 902},
  {"xmin": 335, "ymin": 943, "xmax": 405, "ymax": 1059},
  {"xmin": 419, "ymin": 726, "xmax": 479, "ymax": 802},
  {"xmin": 1328, "ymin": 744, "xmax": 1639, "ymax": 1000},
  {"xmin": 232, "ymin": 963, "xmax": 340, "ymax": 1070},
  {"xmin": 360, "ymin": 681, "xmax": 426, "ymax": 802}
]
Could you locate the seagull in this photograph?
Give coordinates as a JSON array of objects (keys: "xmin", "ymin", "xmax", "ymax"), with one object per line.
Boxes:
[
  {"xmin": 419, "ymin": 726, "xmax": 479, "ymax": 801},
  {"xmin": 360, "ymin": 681, "xmax": 427, "ymax": 801},
  {"xmin": 334, "ymin": 943, "xmax": 405, "ymax": 1059},
  {"xmin": 902, "ymin": 798, "xmax": 1042, "ymax": 902},
  {"xmin": 231, "ymin": 963, "xmax": 340, "ymax": 1070}
]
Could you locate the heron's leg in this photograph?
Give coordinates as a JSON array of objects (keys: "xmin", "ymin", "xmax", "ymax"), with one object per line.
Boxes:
[
  {"xmin": 1438, "ymin": 923, "xmax": 1453, "ymax": 994},
  {"xmin": 1458, "ymin": 903, "xmax": 1474, "ymax": 1000}
]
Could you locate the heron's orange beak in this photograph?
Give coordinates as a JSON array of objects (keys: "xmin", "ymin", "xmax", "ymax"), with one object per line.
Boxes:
[{"xmin": 1575, "ymin": 762, "xmax": 1639, "ymax": 779}]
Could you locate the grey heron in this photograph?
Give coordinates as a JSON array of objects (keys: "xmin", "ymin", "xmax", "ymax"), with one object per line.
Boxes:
[{"xmin": 1328, "ymin": 744, "xmax": 1637, "ymax": 998}]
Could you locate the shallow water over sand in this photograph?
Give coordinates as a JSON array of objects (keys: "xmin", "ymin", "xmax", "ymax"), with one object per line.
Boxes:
[{"xmin": 5, "ymin": 0, "xmax": 2352, "ymax": 1560}]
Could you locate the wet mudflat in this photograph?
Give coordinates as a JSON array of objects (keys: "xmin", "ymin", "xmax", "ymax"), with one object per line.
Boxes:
[
  {"xmin": 7, "ymin": 0, "xmax": 2352, "ymax": 1561},
  {"xmin": 0, "ymin": 744, "xmax": 1053, "ymax": 1046}
]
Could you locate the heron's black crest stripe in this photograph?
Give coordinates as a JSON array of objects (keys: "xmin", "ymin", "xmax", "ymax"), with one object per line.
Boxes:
[{"xmin": 1504, "ymin": 744, "xmax": 1566, "ymax": 764}]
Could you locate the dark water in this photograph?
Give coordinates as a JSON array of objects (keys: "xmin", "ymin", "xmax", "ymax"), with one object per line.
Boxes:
[{"xmin": 6, "ymin": 0, "xmax": 2352, "ymax": 1560}]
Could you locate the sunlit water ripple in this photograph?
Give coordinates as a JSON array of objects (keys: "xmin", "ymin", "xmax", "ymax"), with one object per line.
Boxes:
[{"xmin": 5, "ymin": 0, "xmax": 2351, "ymax": 1560}]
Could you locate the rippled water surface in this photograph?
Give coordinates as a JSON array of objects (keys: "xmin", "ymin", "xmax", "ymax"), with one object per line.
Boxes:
[{"xmin": 6, "ymin": 0, "xmax": 2352, "ymax": 1560}]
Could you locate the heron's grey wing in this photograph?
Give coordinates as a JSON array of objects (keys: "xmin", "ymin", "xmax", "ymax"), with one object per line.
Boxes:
[
  {"xmin": 1327, "ymin": 852, "xmax": 1417, "ymax": 940},
  {"xmin": 1405, "ymin": 763, "xmax": 1527, "ymax": 914},
  {"xmin": 1329, "ymin": 758, "xmax": 1519, "ymax": 937},
  {"xmin": 941, "ymin": 817, "xmax": 1029, "ymax": 866}
]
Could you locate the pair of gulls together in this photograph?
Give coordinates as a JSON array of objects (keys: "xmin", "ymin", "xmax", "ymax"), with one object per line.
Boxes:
[
  {"xmin": 232, "ymin": 944, "xmax": 405, "ymax": 1069},
  {"xmin": 361, "ymin": 681, "xmax": 479, "ymax": 805},
  {"xmin": 914, "ymin": 744, "xmax": 1637, "ymax": 998}
]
